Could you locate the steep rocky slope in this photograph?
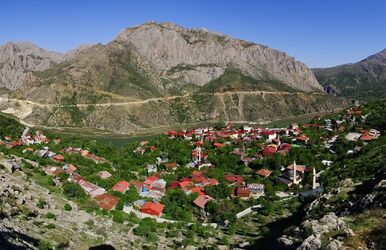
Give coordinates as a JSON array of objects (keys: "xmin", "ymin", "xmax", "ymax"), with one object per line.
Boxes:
[
  {"xmin": 0, "ymin": 42, "xmax": 64, "ymax": 91},
  {"xmin": 313, "ymin": 49, "xmax": 386, "ymax": 100},
  {"xmin": 0, "ymin": 22, "xmax": 344, "ymax": 133}
]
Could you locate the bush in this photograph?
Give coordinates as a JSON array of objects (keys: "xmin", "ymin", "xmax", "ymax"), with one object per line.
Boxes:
[
  {"xmin": 46, "ymin": 223, "xmax": 55, "ymax": 229},
  {"xmin": 62, "ymin": 182, "xmax": 86, "ymax": 199},
  {"xmin": 47, "ymin": 178, "xmax": 55, "ymax": 186},
  {"xmin": 38, "ymin": 240, "xmax": 52, "ymax": 250},
  {"xmin": 46, "ymin": 212, "xmax": 56, "ymax": 219},
  {"xmin": 36, "ymin": 199, "xmax": 46, "ymax": 209},
  {"xmin": 146, "ymin": 232, "xmax": 159, "ymax": 242},
  {"xmin": 64, "ymin": 203, "xmax": 72, "ymax": 211},
  {"xmin": 112, "ymin": 211, "xmax": 124, "ymax": 223}
]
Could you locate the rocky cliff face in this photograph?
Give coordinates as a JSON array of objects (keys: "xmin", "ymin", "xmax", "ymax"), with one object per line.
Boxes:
[
  {"xmin": 116, "ymin": 22, "xmax": 322, "ymax": 92},
  {"xmin": 0, "ymin": 42, "xmax": 64, "ymax": 90},
  {"xmin": 0, "ymin": 22, "xmax": 343, "ymax": 133}
]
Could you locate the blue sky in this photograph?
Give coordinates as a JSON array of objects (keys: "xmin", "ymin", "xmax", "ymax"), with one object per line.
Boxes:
[{"xmin": 1, "ymin": 0, "xmax": 385, "ymax": 68}]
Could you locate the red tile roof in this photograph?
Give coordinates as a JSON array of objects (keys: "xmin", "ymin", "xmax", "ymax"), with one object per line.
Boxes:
[
  {"xmin": 208, "ymin": 178, "xmax": 219, "ymax": 186},
  {"xmin": 213, "ymin": 142, "xmax": 224, "ymax": 148},
  {"xmin": 144, "ymin": 176, "xmax": 159, "ymax": 185},
  {"xmin": 256, "ymin": 168, "xmax": 272, "ymax": 177},
  {"xmin": 278, "ymin": 143, "xmax": 292, "ymax": 152},
  {"xmin": 192, "ymin": 175, "xmax": 207, "ymax": 183},
  {"xmin": 169, "ymin": 181, "xmax": 180, "ymax": 189},
  {"xmin": 360, "ymin": 131, "xmax": 375, "ymax": 141},
  {"xmin": 296, "ymin": 135, "xmax": 309, "ymax": 142},
  {"xmin": 190, "ymin": 187, "xmax": 205, "ymax": 196},
  {"xmin": 96, "ymin": 193, "xmax": 120, "ymax": 211},
  {"xmin": 112, "ymin": 180, "xmax": 130, "ymax": 193},
  {"xmin": 179, "ymin": 180, "xmax": 194, "ymax": 190},
  {"xmin": 262, "ymin": 146, "xmax": 277, "ymax": 157},
  {"xmin": 225, "ymin": 175, "xmax": 243, "ymax": 184},
  {"xmin": 164, "ymin": 162, "xmax": 177, "ymax": 170},
  {"xmin": 141, "ymin": 201, "xmax": 164, "ymax": 216},
  {"xmin": 235, "ymin": 187, "xmax": 250, "ymax": 197},
  {"xmin": 193, "ymin": 195, "xmax": 214, "ymax": 209},
  {"xmin": 53, "ymin": 154, "xmax": 65, "ymax": 162},
  {"xmin": 130, "ymin": 180, "xmax": 143, "ymax": 190},
  {"xmin": 287, "ymin": 164, "xmax": 308, "ymax": 173},
  {"xmin": 65, "ymin": 164, "xmax": 77, "ymax": 174}
]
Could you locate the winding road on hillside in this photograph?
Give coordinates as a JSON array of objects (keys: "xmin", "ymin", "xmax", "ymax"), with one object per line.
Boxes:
[{"xmin": 0, "ymin": 91, "xmax": 325, "ymax": 108}]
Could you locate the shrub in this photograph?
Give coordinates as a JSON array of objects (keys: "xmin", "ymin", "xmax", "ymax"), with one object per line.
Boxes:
[
  {"xmin": 38, "ymin": 240, "xmax": 52, "ymax": 250},
  {"xmin": 46, "ymin": 212, "xmax": 56, "ymax": 219},
  {"xmin": 36, "ymin": 199, "xmax": 46, "ymax": 209},
  {"xmin": 64, "ymin": 203, "xmax": 72, "ymax": 211},
  {"xmin": 146, "ymin": 232, "xmax": 159, "ymax": 242}
]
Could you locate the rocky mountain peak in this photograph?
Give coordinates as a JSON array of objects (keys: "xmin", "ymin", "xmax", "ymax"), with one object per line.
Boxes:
[
  {"xmin": 0, "ymin": 41, "xmax": 64, "ymax": 90},
  {"xmin": 115, "ymin": 22, "xmax": 322, "ymax": 92},
  {"xmin": 1, "ymin": 22, "xmax": 322, "ymax": 93}
]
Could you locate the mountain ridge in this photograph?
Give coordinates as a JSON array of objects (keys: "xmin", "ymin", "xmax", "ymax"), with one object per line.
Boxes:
[
  {"xmin": 313, "ymin": 48, "xmax": 386, "ymax": 99},
  {"xmin": 0, "ymin": 22, "xmax": 345, "ymax": 133}
]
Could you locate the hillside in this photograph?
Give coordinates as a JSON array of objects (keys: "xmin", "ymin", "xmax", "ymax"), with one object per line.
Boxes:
[
  {"xmin": 0, "ymin": 22, "xmax": 344, "ymax": 133},
  {"xmin": 0, "ymin": 99, "xmax": 385, "ymax": 249},
  {"xmin": 313, "ymin": 49, "xmax": 386, "ymax": 100}
]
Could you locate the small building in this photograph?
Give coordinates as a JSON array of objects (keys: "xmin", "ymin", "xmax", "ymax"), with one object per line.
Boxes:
[
  {"xmin": 98, "ymin": 170, "xmax": 112, "ymax": 179},
  {"xmin": 286, "ymin": 164, "xmax": 308, "ymax": 174},
  {"xmin": 140, "ymin": 201, "xmax": 164, "ymax": 216},
  {"xmin": 6, "ymin": 141, "xmax": 21, "ymax": 149},
  {"xmin": 45, "ymin": 165, "xmax": 63, "ymax": 176},
  {"xmin": 225, "ymin": 175, "xmax": 243, "ymax": 185},
  {"xmin": 164, "ymin": 162, "xmax": 177, "ymax": 171},
  {"xmin": 213, "ymin": 142, "xmax": 224, "ymax": 149},
  {"xmin": 256, "ymin": 168, "xmax": 272, "ymax": 178},
  {"xmin": 144, "ymin": 176, "xmax": 159, "ymax": 186},
  {"xmin": 235, "ymin": 187, "xmax": 250, "ymax": 198},
  {"xmin": 179, "ymin": 180, "xmax": 194, "ymax": 190},
  {"xmin": 63, "ymin": 164, "xmax": 77, "ymax": 174},
  {"xmin": 248, "ymin": 183, "xmax": 265, "ymax": 194},
  {"xmin": 53, "ymin": 154, "xmax": 65, "ymax": 162},
  {"xmin": 112, "ymin": 180, "xmax": 130, "ymax": 193},
  {"xmin": 193, "ymin": 195, "xmax": 214, "ymax": 209},
  {"xmin": 78, "ymin": 179, "xmax": 106, "ymax": 197},
  {"xmin": 296, "ymin": 135, "xmax": 309, "ymax": 144},
  {"xmin": 345, "ymin": 133, "xmax": 362, "ymax": 142},
  {"xmin": 262, "ymin": 145, "xmax": 277, "ymax": 157},
  {"xmin": 147, "ymin": 164, "xmax": 157, "ymax": 174},
  {"xmin": 96, "ymin": 193, "xmax": 120, "ymax": 211}
]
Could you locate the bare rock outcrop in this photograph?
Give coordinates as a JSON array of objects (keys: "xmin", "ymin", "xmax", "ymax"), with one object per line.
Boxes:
[
  {"xmin": 0, "ymin": 41, "xmax": 64, "ymax": 90},
  {"xmin": 116, "ymin": 22, "xmax": 322, "ymax": 92}
]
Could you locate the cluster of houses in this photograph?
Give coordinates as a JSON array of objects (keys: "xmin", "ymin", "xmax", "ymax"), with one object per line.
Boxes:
[
  {"xmin": 163, "ymin": 123, "xmax": 312, "ymax": 165},
  {"xmin": 0, "ymin": 129, "xmax": 56, "ymax": 150},
  {"xmin": 60, "ymin": 147, "xmax": 107, "ymax": 164},
  {"xmin": 0, "ymin": 106, "xmax": 382, "ymax": 221}
]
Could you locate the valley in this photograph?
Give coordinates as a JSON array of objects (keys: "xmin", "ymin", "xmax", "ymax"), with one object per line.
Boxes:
[{"xmin": 0, "ymin": 99, "xmax": 385, "ymax": 249}]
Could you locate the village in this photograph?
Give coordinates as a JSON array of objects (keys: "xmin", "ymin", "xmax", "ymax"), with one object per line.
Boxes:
[{"xmin": 0, "ymin": 105, "xmax": 382, "ymax": 229}]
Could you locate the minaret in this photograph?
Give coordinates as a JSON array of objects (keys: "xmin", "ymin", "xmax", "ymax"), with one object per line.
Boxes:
[
  {"xmin": 198, "ymin": 146, "xmax": 201, "ymax": 163},
  {"xmin": 293, "ymin": 161, "xmax": 297, "ymax": 185},
  {"xmin": 312, "ymin": 167, "xmax": 317, "ymax": 189}
]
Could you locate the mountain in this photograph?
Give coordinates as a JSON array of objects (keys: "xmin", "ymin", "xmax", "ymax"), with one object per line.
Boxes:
[
  {"xmin": 0, "ymin": 22, "xmax": 345, "ymax": 133},
  {"xmin": 0, "ymin": 41, "xmax": 64, "ymax": 91},
  {"xmin": 313, "ymin": 49, "xmax": 386, "ymax": 100}
]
